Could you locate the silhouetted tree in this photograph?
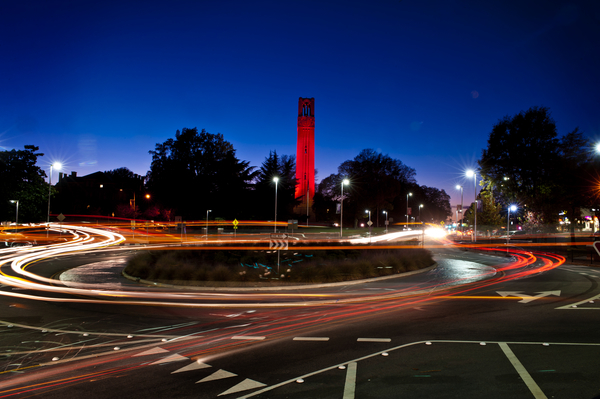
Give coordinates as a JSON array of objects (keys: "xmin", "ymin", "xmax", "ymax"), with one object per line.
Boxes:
[
  {"xmin": 146, "ymin": 128, "xmax": 257, "ymax": 220},
  {"xmin": 317, "ymin": 149, "xmax": 417, "ymax": 227},
  {"xmin": 479, "ymin": 106, "xmax": 591, "ymax": 224},
  {"xmin": 0, "ymin": 145, "xmax": 48, "ymax": 222},
  {"xmin": 252, "ymin": 151, "xmax": 299, "ymax": 220}
]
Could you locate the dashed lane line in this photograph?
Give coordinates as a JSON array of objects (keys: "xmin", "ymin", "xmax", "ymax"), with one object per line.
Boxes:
[{"xmin": 293, "ymin": 337, "xmax": 330, "ymax": 341}]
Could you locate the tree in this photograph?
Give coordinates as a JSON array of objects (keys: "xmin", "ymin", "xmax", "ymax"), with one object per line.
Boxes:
[
  {"xmin": 317, "ymin": 149, "xmax": 417, "ymax": 227},
  {"xmin": 252, "ymin": 151, "xmax": 299, "ymax": 220},
  {"xmin": 146, "ymin": 128, "xmax": 257, "ymax": 220},
  {"xmin": 0, "ymin": 145, "xmax": 49, "ymax": 222},
  {"xmin": 478, "ymin": 106, "xmax": 586, "ymax": 223},
  {"xmin": 419, "ymin": 186, "xmax": 452, "ymax": 223}
]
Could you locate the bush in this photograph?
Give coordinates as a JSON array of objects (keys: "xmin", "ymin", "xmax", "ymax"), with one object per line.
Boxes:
[{"xmin": 123, "ymin": 243, "xmax": 434, "ymax": 285}]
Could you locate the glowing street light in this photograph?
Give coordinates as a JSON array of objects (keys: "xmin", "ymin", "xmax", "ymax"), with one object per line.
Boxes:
[
  {"xmin": 206, "ymin": 209, "xmax": 212, "ymax": 239},
  {"xmin": 419, "ymin": 204, "xmax": 423, "ymax": 222},
  {"xmin": 466, "ymin": 169, "xmax": 477, "ymax": 242},
  {"xmin": 507, "ymin": 204, "xmax": 517, "ymax": 246},
  {"xmin": 383, "ymin": 210, "xmax": 388, "ymax": 234},
  {"xmin": 596, "ymin": 143, "xmax": 600, "ymax": 154},
  {"xmin": 340, "ymin": 179, "xmax": 349, "ymax": 238},
  {"xmin": 47, "ymin": 162, "xmax": 62, "ymax": 225},
  {"xmin": 406, "ymin": 192, "xmax": 412, "ymax": 227},
  {"xmin": 273, "ymin": 177, "xmax": 279, "ymax": 233},
  {"xmin": 10, "ymin": 200, "xmax": 19, "ymax": 225},
  {"xmin": 365, "ymin": 209, "xmax": 372, "ymax": 242}
]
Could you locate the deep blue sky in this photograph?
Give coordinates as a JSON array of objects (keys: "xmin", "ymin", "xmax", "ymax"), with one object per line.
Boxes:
[{"xmin": 2, "ymin": 0, "xmax": 599, "ymax": 208}]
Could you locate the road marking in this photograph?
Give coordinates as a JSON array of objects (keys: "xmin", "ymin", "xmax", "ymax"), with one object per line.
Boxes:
[
  {"xmin": 231, "ymin": 336, "xmax": 265, "ymax": 340},
  {"xmin": 150, "ymin": 353, "xmax": 188, "ymax": 365},
  {"xmin": 172, "ymin": 360, "xmax": 211, "ymax": 374},
  {"xmin": 197, "ymin": 369, "xmax": 237, "ymax": 383},
  {"xmin": 556, "ymin": 292, "xmax": 600, "ymax": 309},
  {"xmin": 132, "ymin": 347, "xmax": 169, "ymax": 357},
  {"xmin": 218, "ymin": 378, "xmax": 266, "ymax": 396},
  {"xmin": 357, "ymin": 338, "xmax": 391, "ymax": 342},
  {"xmin": 497, "ymin": 291, "xmax": 560, "ymax": 303},
  {"xmin": 498, "ymin": 343, "xmax": 547, "ymax": 399},
  {"xmin": 293, "ymin": 337, "xmax": 329, "ymax": 341},
  {"xmin": 343, "ymin": 362, "xmax": 357, "ymax": 399}
]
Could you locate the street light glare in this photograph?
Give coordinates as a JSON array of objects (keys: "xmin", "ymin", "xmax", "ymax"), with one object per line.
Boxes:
[
  {"xmin": 596, "ymin": 143, "xmax": 600, "ymax": 153},
  {"xmin": 342, "ymin": 178, "xmax": 349, "ymax": 185},
  {"xmin": 273, "ymin": 177, "xmax": 279, "ymax": 182},
  {"xmin": 466, "ymin": 169, "xmax": 474, "ymax": 178},
  {"xmin": 510, "ymin": 205, "xmax": 517, "ymax": 211},
  {"xmin": 52, "ymin": 162, "xmax": 62, "ymax": 170}
]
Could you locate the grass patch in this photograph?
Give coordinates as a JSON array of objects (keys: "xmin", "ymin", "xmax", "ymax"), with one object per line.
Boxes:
[{"xmin": 124, "ymin": 243, "xmax": 434, "ymax": 285}]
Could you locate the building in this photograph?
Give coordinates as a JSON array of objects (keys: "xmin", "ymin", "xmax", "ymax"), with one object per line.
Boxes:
[{"xmin": 294, "ymin": 97, "xmax": 315, "ymax": 219}]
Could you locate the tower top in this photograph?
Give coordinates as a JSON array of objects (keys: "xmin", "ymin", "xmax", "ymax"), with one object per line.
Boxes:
[{"xmin": 298, "ymin": 97, "xmax": 314, "ymax": 118}]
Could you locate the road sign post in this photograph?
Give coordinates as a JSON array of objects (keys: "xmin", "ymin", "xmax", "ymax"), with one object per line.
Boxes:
[{"xmin": 270, "ymin": 233, "xmax": 288, "ymax": 273}]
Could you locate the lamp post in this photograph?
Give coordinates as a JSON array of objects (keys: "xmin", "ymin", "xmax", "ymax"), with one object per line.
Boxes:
[
  {"xmin": 466, "ymin": 170, "xmax": 477, "ymax": 242},
  {"xmin": 456, "ymin": 185, "xmax": 463, "ymax": 235},
  {"xmin": 419, "ymin": 204, "xmax": 423, "ymax": 222},
  {"xmin": 10, "ymin": 200, "xmax": 18, "ymax": 225},
  {"xmin": 47, "ymin": 162, "xmax": 61, "ymax": 224},
  {"xmin": 406, "ymin": 192, "xmax": 412, "ymax": 228},
  {"xmin": 383, "ymin": 210, "xmax": 388, "ymax": 234},
  {"xmin": 365, "ymin": 209, "xmax": 371, "ymax": 242},
  {"xmin": 273, "ymin": 177, "xmax": 279, "ymax": 233},
  {"xmin": 206, "ymin": 209, "xmax": 211, "ymax": 239},
  {"xmin": 507, "ymin": 205, "xmax": 517, "ymax": 246},
  {"xmin": 340, "ymin": 179, "xmax": 349, "ymax": 238}
]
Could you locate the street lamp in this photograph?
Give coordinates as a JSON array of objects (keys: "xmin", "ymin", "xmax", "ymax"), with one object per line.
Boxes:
[
  {"xmin": 383, "ymin": 210, "xmax": 388, "ymax": 234},
  {"xmin": 340, "ymin": 179, "xmax": 349, "ymax": 238},
  {"xmin": 507, "ymin": 204, "xmax": 517, "ymax": 246},
  {"xmin": 419, "ymin": 204, "xmax": 423, "ymax": 222},
  {"xmin": 273, "ymin": 177, "xmax": 279, "ymax": 233},
  {"xmin": 466, "ymin": 169, "xmax": 477, "ymax": 242},
  {"xmin": 365, "ymin": 210, "xmax": 371, "ymax": 241},
  {"xmin": 10, "ymin": 200, "xmax": 19, "ymax": 225},
  {"xmin": 206, "ymin": 209, "xmax": 212, "ymax": 239},
  {"xmin": 47, "ymin": 162, "xmax": 62, "ymax": 226},
  {"xmin": 406, "ymin": 192, "xmax": 412, "ymax": 228},
  {"xmin": 456, "ymin": 185, "xmax": 463, "ymax": 235}
]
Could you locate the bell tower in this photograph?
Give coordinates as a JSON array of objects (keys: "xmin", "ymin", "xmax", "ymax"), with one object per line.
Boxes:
[{"xmin": 295, "ymin": 97, "xmax": 315, "ymax": 217}]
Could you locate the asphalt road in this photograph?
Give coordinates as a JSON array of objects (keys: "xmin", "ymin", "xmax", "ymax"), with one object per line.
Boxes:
[{"xmin": 1, "ymin": 244, "xmax": 599, "ymax": 398}]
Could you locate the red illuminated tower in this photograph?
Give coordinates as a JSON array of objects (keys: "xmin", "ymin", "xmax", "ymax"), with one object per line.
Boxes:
[{"xmin": 295, "ymin": 97, "xmax": 315, "ymax": 217}]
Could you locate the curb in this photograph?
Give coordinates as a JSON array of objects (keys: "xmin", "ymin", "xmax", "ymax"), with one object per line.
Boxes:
[{"xmin": 122, "ymin": 263, "xmax": 438, "ymax": 292}]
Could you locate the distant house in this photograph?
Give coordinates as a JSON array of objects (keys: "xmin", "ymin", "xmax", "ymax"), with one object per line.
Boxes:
[{"xmin": 53, "ymin": 171, "xmax": 145, "ymax": 217}]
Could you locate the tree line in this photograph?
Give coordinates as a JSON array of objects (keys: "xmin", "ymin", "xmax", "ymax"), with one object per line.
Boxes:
[{"xmin": 462, "ymin": 106, "xmax": 597, "ymax": 232}]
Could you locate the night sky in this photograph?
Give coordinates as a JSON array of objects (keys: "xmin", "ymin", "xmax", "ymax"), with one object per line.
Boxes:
[{"xmin": 2, "ymin": 0, "xmax": 599, "ymax": 210}]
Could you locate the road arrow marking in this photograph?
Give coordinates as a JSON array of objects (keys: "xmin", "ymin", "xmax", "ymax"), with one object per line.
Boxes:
[{"xmin": 497, "ymin": 291, "xmax": 561, "ymax": 303}]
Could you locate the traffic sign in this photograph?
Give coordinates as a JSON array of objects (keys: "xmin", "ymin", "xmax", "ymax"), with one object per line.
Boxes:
[
  {"xmin": 367, "ymin": 221, "xmax": 373, "ymax": 226},
  {"xmin": 270, "ymin": 233, "xmax": 288, "ymax": 250},
  {"xmin": 57, "ymin": 213, "xmax": 65, "ymax": 222}
]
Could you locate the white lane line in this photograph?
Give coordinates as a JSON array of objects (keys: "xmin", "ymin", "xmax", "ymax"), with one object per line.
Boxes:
[
  {"xmin": 498, "ymin": 342, "xmax": 547, "ymax": 399},
  {"xmin": 343, "ymin": 362, "xmax": 357, "ymax": 399},
  {"xmin": 357, "ymin": 338, "xmax": 391, "ymax": 343},
  {"xmin": 293, "ymin": 337, "xmax": 329, "ymax": 341},
  {"xmin": 231, "ymin": 336, "xmax": 265, "ymax": 340},
  {"xmin": 556, "ymin": 292, "xmax": 600, "ymax": 309}
]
